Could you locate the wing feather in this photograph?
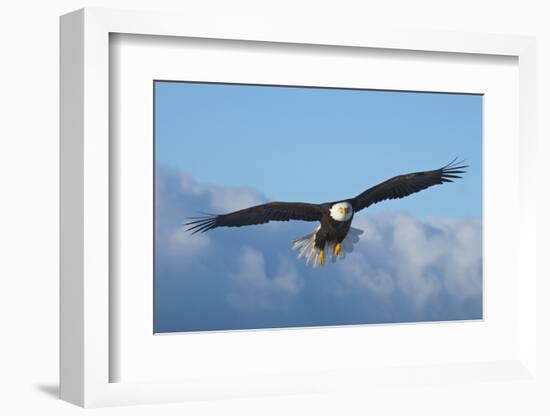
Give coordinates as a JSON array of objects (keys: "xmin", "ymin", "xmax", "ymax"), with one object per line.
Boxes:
[
  {"xmin": 350, "ymin": 159, "xmax": 467, "ymax": 212},
  {"xmin": 184, "ymin": 201, "xmax": 323, "ymax": 234}
]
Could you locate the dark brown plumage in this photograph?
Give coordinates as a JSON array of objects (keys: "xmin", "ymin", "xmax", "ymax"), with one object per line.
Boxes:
[
  {"xmin": 184, "ymin": 202, "xmax": 323, "ymax": 234},
  {"xmin": 349, "ymin": 158, "xmax": 467, "ymax": 212}
]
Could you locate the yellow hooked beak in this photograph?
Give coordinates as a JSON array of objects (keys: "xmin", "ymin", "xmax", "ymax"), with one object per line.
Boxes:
[{"xmin": 340, "ymin": 207, "xmax": 349, "ymax": 215}]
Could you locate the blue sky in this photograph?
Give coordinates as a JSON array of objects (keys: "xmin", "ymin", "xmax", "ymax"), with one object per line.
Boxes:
[
  {"xmin": 155, "ymin": 81, "xmax": 482, "ymax": 219},
  {"xmin": 154, "ymin": 81, "xmax": 483, "ymax": 333}
]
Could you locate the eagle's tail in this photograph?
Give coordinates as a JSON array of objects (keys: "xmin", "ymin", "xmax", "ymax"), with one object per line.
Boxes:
[{"xmin": 291, "ymin": 226, "xmax": 363, "ymax": 267}]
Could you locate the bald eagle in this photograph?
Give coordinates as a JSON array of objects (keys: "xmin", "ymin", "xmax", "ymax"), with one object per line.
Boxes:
[{"xmin": 185, "ymin": 160, "xmax": 467, "ymax": 267}]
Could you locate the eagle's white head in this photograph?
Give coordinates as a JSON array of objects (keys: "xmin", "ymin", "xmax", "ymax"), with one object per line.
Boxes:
[{"xmin": 330, "ymin": 201, "xmax": 353, "ymax": 222}]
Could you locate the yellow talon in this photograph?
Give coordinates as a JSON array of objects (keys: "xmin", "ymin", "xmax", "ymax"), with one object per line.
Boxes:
[
  {"xmin": 334, "ymin": 243, "xmax": 342, "ymax": 256},
  {"xmin": 318, "ymin": 250, "xmax": 325, "ymax": 266}
]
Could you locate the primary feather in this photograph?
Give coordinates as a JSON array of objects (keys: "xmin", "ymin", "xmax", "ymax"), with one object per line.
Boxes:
[
  {"xmin": 349, "ymin": 158, "xmax": 467, "ymax": 212},
  {"xmin": 184, "ymin": 201, "xmax": 323, "ymax": 234}
]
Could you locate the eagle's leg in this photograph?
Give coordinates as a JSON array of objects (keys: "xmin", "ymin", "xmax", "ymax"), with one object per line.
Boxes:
[
  {"xmin": 334, "ymin": 243, "xmax": 342, "ymax": 257},
  {"xmin": 318, "ymin": 249, "xmax": 325, "ymax": 266}
]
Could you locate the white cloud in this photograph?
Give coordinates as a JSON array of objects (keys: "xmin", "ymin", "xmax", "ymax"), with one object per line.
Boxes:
[
  {"xmin": 209, "ymin": 187, "xmax": 265, "ymax": 213},
  {"xmin": 338, "ymin": 213, "xmax": 482, "ymax": 310},
  {"xmin": 338, "ymin": 255, "xmax": 396, "ymax": 298},
  {"xmin": 168, "ymin": 227, "xmax": 211, "ymax": 262},
  {"xmin": 228, "ymin": 246, "xmax": 302, "ymax": 310},
  {"xmin": 178, "ymin": 172, "xmax": 265, "ymax": 213}
]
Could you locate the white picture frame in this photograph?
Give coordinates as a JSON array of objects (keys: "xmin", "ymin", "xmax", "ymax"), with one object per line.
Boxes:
[{"xmin": 60, "ymin": 7, "xmax": 537, "ymax": 408}]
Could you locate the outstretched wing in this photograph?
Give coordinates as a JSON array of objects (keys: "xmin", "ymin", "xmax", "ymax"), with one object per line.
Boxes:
[
  {"xmin": 184, "ymin": 201, "xmax": 323, "ymax": 234},
  {"xmin": 349, "ymin": 159, "xmax": 467, "ymax": 213}
]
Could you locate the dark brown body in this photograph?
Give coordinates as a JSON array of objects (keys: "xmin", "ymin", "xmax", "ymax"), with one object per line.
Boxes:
[{"xmin": 314, "ymin": 205, "xmax": 353, "ymax": 249}]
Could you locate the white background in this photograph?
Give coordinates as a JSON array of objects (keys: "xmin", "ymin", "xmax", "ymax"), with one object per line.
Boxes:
[
  {"xmin": 1, "ymin": 1, "xmax": 548, "ymax": 415},
  {"xmin": 113, "ymin": 34, "xmax": 519, "ymax": 383}
]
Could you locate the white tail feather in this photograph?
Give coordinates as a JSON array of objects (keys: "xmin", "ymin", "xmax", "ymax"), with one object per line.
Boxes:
[{"xmin": 291, "ymin": 226, "xmax": 364, "ymax": 267}]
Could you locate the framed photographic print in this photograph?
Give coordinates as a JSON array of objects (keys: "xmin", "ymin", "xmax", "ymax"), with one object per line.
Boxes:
[{"xmin": 60, "ymin": 8, "xmax": 538, "ymax": 408}]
